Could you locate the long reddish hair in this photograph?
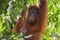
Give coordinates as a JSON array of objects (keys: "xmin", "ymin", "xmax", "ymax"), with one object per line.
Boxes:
[{"xmin": 13, "ymin": 0, "xmax": 48, "ymax": 40}]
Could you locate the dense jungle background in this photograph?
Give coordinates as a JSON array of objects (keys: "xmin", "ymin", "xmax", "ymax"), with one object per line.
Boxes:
[{"xmin": 0, "ymin": 0, "xmax": 60, "ymax": 40}]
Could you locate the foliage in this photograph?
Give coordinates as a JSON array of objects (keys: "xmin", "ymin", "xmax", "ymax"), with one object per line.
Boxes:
[{"xmin": 0, "ymin": 0, "xmax": 60, "ymax": 40}]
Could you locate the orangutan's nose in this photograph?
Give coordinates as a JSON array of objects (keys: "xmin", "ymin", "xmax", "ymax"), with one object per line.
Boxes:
[
  {"xmin": 28, "ymin": 17, "xmax": 36, "ymax": 25},
  {"xmin": 20, "ymin": 27, "xmax": 27, "ymax": 34}
]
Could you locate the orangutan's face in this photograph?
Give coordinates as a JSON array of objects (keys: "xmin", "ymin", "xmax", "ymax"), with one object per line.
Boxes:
[{"xmin": 28, "ymin": 7, "xmax": 39, "ymax": 25}]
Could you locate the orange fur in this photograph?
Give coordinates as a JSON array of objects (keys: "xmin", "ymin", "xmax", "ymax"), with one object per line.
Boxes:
[{"xmin": 13, "ymin": 0, "xmax": 48, "ymax": 40}]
